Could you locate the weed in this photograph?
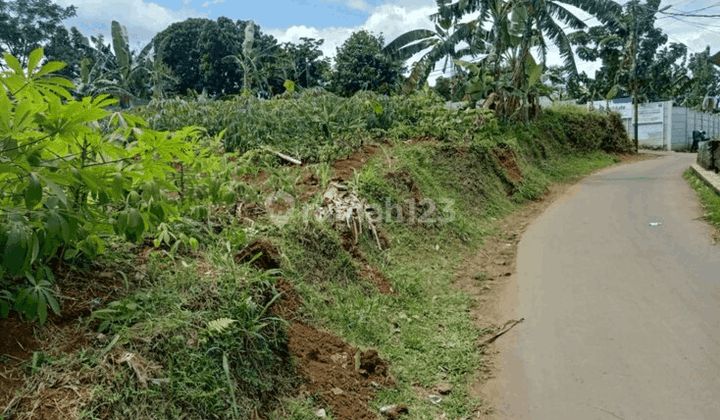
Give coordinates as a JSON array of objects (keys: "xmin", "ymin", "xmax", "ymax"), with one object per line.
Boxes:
[{"xmin": 684, "ymin": 170, "xmax": 720, "ymax": 229}]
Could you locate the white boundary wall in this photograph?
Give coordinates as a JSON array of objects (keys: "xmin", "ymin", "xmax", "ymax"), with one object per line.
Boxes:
[
  {"xmin": 671, "ymin": 106, "xmax": 720, "ymax": 149},
  {"xmin": 552, "ymin": 100, "xmax": 720, "ymax": 151}
]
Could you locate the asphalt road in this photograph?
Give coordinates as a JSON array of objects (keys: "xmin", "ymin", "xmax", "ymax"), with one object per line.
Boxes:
[{"xmin": 494, "ymin": 152, "xmax": 720, "ymax": 419}]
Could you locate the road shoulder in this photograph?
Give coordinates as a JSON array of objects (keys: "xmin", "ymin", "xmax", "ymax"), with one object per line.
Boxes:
[{"xmin": 454, "ymin": 152, "xmax": 656, "ymax": 419}]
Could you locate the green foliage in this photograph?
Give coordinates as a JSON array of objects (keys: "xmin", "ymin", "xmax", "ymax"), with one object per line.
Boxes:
[
  {"xmin": 152, "ymin": 17, "xmax": 299, "ymax": 97},
  {"xmin": 136, "ymin": 89, "xmax": 389, "ymax": 163},
  {"xmin": 383, "ymin": 20, "xmax": 476, "ymax": 94},
  {"xmin": 542, "ymin": 105, "xmax": 634, "ymax": 153},
  {"xmin": 330, "ymin": 30, "xmax": 404, "ymax": 97},
  {"xmin": 429, "ymin": 0, "xmax": 620, "ymax": 111},
  {"xmin": 0, "ymin": 0, "xmax": 77, "ymax": 68},
  {"xmin": 676, "ymin": 46, "xmax": 720, "ymax": 110},
  {"xmin": 684, "ymin": 169, "xmax": 720, "ymax": 230},
  {"xmin": 284, "ymin": 38, "xmax": 330, "ymax": 89},
  {"xmin": 569, "ymin": 0, "xmax": 687, "ymax": 103},
  {"xmin": 44, "ymin": 26, "xmax": 96, "ymax": 81},
  {"xmin": 88, "ymin": 248, "xmax": 295, "ymax": 419},
  {"xmin": 0, "ymin": 48, "xmax": 209, "ymax": 322}
]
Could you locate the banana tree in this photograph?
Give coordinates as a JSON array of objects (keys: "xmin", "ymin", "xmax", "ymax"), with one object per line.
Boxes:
[
  {"xmin": 383, "ymin": 10, "xmax": 484, "ymax": 94},
  {"xmin": 82, "ymin": 21, "xmax": 154, "ymax": 107},
  {"xmin": 222, "ymin": 22, "xmax": 288, "ymax": 97}
]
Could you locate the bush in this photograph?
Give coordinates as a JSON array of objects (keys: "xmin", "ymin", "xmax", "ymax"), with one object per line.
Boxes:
[{"xmin": 0, "ymin": 48, "xmax": 211, "ymax": 323}]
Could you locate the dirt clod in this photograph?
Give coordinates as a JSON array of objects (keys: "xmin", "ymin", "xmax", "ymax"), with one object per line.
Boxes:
[
  {"xmin": 380, "ymin": 404, "xmax": 409, "ymax": 419},
  {"xmin": 288, "ymin": 322, "xmax": 393, "ymax": 420},
  {"xmin": 234, "ymin": 238, "xmax": 281, "ymax": 270},
  {"xmin": 269, "ymin": 278, "xmax": 303, "ymax": 319}
]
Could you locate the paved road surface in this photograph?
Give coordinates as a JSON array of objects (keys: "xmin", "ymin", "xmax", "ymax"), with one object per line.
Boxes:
[{"xmin": 494, "ymin": 153, "xmax": 720, "ymax": 419}]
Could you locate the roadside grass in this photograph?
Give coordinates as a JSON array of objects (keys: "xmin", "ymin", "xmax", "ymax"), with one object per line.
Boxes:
[
  {"xmin": 1, "ymin": 100, "xmax": 633, "ymax": 420},
  {"xmin": 683, "ymin": 169, "xmax": 720, "ymax": 229},
  {"xmin": 274, "ymin": 136, "xmax": 624, "ymax": 418}
]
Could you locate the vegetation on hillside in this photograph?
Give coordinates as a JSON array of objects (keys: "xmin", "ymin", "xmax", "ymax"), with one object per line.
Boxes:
[
  {"xmin": 0, "ymin": 42, "xmax": 635, "ymax": 418},
  {"xmin": 0, "ymin": 0, "xmax": 699, "ymax": 418}
]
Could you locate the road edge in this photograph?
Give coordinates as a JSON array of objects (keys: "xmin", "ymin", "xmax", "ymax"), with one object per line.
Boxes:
[{"xmin": 690, "ymin": 163, "xmax": 720, "ymax": 197}]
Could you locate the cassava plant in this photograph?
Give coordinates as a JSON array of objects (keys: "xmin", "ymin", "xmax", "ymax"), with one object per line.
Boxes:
[{"xmin": 0, "ymin": 47, "xmax": 204, "ymax": 323}]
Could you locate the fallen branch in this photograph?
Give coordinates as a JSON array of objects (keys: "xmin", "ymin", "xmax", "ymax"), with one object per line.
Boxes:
[
  {"xmin": 479, "ymin": 318, "xmax": 525, "ymax": 346},
  {"xmin": 262, "ymin": 147, "xmax": 301, "ymax": 165}
]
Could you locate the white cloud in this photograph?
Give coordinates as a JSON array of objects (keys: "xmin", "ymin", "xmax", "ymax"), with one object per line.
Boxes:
[
  {"xmin": 201, "ymin": 0, "xmax": 226, "ymax": 7},
  {"xmin": 264, "ymin": 3, "xmax": 436, "ymax": 60},
  {"xmin": 52, "ymin": 0, "xmax": 207, "ymax": 49}
]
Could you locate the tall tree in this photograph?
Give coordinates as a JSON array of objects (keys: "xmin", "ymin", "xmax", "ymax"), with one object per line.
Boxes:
[
  {"xmin": 284, "ymin": 37, "xmax": 329, "ymax": 89},
  {"xmin": 44, "ymin": 25, "xmax": 94, "ymax": 80},
  {"xmin": 676, "ymin": 47, "xmax": 720, "ymax": 109},
  {"xmin": 570, "ymin": 0, "xmax": 687, "ymax": 103},
  {"xmin": 153, "ymin": 17, "xmax": 287, "ymax": 97},
  {"xmin": 330, "ymin": 30, "xmax": 404, "ymax": 97},
  {"xmin": 0, "ymin": 0, "xmax": 77, "ymax": 67}
]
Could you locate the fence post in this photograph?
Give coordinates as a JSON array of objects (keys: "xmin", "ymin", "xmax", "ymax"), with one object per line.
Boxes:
[{"xmin": 685, "ymin": 108, "xmax": 690, "ymax": 146}]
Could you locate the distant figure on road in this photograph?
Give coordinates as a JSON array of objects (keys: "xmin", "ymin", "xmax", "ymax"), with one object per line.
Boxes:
[{"xmin": 691, "ymin": 130, "xmax": 707, "ymax": 153}]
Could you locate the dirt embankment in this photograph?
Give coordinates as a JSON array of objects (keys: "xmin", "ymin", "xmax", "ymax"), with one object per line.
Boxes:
[{"xmin": 269, "ymin": 278, "xmax": 394, "ymax": 420}]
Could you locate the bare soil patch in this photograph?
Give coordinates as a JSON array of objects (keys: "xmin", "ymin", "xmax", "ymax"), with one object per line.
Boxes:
[
  {"xmin": 269, "ymin": 278, "xmax": 303, "ymax": 319},
  {"xmin": 270, "ymin": 277, "xmax": 395, "ymax": 420},
  {"xmin": 234, "ymin": 238, "xmax": 282, "ymax": 270},
  {"xmin": 288, "ymin": 322, "xmax": 393, "ymax": 420},
  {"xmin": 239, "ymin": 169, "xmax": 269, "ymax": 185},
  {"xmin": 332, "ymin": 144, "xmax": 385, "ymax": 182},
  {"xmin": 297, "ymin": 172, "xmax": 322, "ymax": 203},
  {"xmin": 494, "ymin": 149, "xmax": 522, "ymax": 183}
]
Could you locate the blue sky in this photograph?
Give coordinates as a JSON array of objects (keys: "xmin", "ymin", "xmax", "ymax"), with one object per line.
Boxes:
[{"xmin": 49, "ymin": 0, "xmax": 720, "ymax": 81}]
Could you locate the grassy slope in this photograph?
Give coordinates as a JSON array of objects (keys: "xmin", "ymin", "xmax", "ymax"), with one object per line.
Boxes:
[
  {"xmin": 683, "ymin": 169, "xmax": 720, "ymax": 231},
  {"xmin": 268, "ymin": 106, "xmax": 628, "ymax": 418},
  {"xmin": 0, "ymin": 102, "xmax": 632, "ymax": 420}
]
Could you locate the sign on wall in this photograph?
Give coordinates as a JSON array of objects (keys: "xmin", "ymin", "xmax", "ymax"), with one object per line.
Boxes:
[
  {"xmin": 587, "ymin": 101, "xmax": 633, "ymax": 119},
  {"xmin": 638, "ymin": 103, "xmax": 664, "ymax": 124}
]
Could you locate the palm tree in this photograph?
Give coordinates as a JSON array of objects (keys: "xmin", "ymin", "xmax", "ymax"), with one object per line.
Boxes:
[
  {"xmin": 383, "ymin": 16, "xmax": 483, "ymax": 94},
  {"xmin": 434, "ymin": 0, "xmax": 620, "ymax": 118}
]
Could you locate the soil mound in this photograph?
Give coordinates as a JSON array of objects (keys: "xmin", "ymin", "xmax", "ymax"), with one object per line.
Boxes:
[
  {"xmin": 234, "ymin": 239, "xmax": 281, "ymax": 270},
  {"xmin": 494, "ymin": 149, "xmax": 522, "ymax": 183},
  {"xmin": 288, "ymin": 322, "xmax": 393, "ymax": 420},
  {"xmin": 332, "ymin": 144, "xmax": 382, "ymax": 182},
  {"xmin": 269, "ymin": 278, "xmax": 303, "ymax": 319}
]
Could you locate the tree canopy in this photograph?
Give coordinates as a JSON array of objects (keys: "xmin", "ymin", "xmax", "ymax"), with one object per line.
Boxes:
[
  {"xmin": 152, "ymin": 17, "xmax": 306, "ymax": 97},
  {"xmin": 330, "ymin": 30, "xmax": 404, "ymax": 97},
  {"xmin": 0, "ymin": 0, "xmax": 77, "ymax": 67},
  {"xmin": 569, "ymin": 0, "xmax": 687, "ymax": 103}
]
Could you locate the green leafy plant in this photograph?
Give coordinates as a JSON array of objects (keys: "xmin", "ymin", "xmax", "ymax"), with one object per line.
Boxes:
[{"xmin": 0, "ymin": 47, "xmax": 204, "ymax": 322}]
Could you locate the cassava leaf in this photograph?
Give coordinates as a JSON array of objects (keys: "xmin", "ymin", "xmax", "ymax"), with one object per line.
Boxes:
[{"xmin": 24, "ymin": 172, "xmax": 43, "ymax": 209}]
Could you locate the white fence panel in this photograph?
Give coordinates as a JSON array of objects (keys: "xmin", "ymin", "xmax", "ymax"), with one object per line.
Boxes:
[{"xmin": 547, "ymin": 99, "xmax": 720, "ymax": 150}]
